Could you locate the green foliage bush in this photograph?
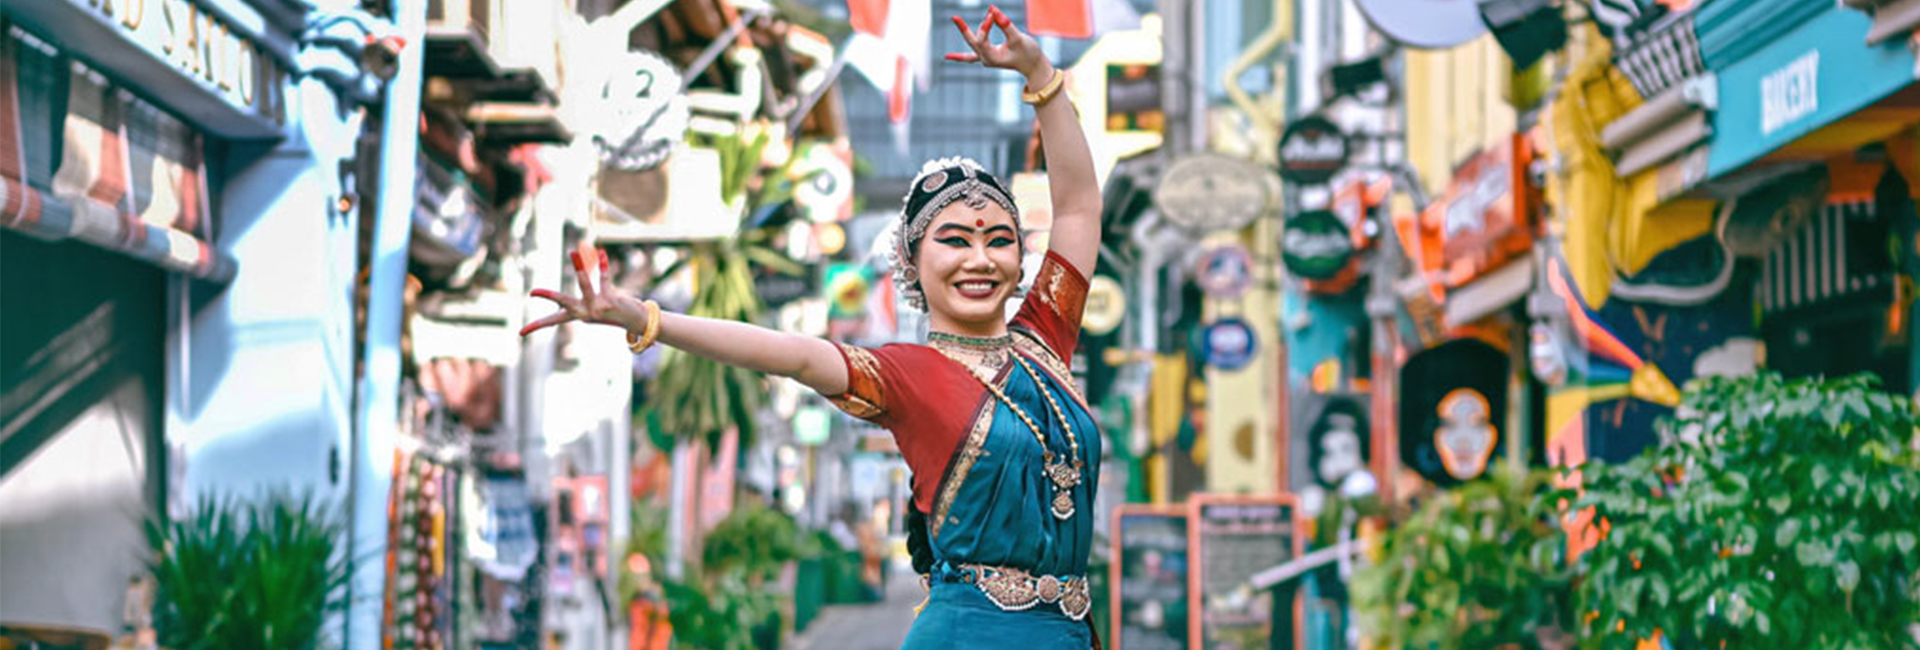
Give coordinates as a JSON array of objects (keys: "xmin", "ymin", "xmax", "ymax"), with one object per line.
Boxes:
[
  {"xmin": 1354, "ymin": 466, "xmax": 1574, "ymax": 650},
  {"xmin": 147, "ymin": 491, "xmax": 350, "ymax": 650},
  {"xmin": 1562, "ymin": 373, "xmax": 1920, "ymax": 649}
]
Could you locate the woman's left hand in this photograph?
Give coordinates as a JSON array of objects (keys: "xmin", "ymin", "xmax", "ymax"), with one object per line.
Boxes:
[{"xmin": 946, "ymin": 6, "xmax": 1054, "ymax": 83}]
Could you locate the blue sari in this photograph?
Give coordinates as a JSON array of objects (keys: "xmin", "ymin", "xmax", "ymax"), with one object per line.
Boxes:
[
  {"xmin": 824, "ymin": 251, "xmax": 1100, "ymax": 649},
  {"xmin": 900, "ymin": 350, "xmax": 1102, "ymax": 650}
]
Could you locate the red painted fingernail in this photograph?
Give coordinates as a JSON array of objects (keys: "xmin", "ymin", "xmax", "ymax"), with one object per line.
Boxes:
[
  {"xmin": 519, "ymin": 325, "xmax": 535, "ymax": 337},
  {"xmin": 571, "ymin": 251, "xmax": 584, "ymax": 270},
  {"xmin": 952, "ymin": 15, "xmax": 966, "ymax": 28},
  {"xmin": 944, "ymin": 53, "xmax": 966, "ymax": 61},
  {"xmin": 598, "ymin": 249, "xmax": 609, "ymax": 270}
]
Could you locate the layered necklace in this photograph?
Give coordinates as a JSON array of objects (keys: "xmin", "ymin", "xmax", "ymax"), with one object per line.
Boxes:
[{"xmin": 930, "ymin": 332, "xmax": 1084, "ymax": 520}]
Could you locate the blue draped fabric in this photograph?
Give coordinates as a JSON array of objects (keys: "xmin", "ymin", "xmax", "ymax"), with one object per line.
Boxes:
[{"xmin": 900, "ymin": 356, "xmax": 1102, "ymax": 649}]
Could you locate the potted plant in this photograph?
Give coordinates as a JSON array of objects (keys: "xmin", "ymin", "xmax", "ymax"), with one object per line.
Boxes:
[
  {"xmin": 1353, "ymin": 466, "xmax": 1575, "ymax": 650},
  {"xmin": 1563, "ymin": 373, "xmax": 1920, "ymax": 649},
  {"xmin": 146, "ymin": 491, "xmax": 349, "ymax": 650}
]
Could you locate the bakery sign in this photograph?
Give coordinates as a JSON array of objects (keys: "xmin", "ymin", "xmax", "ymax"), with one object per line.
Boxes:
[{"xmin": 70, "ymin": 0, "xmax": 289, "ymax": 126}]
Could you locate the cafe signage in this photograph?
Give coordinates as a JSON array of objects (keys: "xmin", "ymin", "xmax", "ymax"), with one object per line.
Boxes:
[
  {"xmin": 72, "ymin": 0, "xmax": 288, "ymax": 126},
  {"xmin": 1281, "ymin": 210, "xmax": 1353, "ymax": 280},
  {"xmin": 1277, "ymin": 115, "xmax": 1349, "ymax": 186},
  {"xmin": 1153, "ymin": 154, "xmax": 1271, "ymax": 235}
]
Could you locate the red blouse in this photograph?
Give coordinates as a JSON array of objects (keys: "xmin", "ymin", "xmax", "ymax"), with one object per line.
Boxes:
[{"xmin": 827, "ymin": 250, "xmax": 1092, "ymax": 514}]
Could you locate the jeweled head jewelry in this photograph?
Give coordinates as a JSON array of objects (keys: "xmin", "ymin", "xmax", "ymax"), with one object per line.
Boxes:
[{"xmin": 890, "ymin": 157, "xmax": 1023, "ymax": 311}]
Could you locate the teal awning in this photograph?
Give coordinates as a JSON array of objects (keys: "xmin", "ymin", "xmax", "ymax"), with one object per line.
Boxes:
[{"xmin": 1699, "ymin": 0, "xmax": 1917, "ymax": 177}]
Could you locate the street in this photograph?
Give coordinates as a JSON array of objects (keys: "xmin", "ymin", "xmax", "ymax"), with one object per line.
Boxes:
[{"xmin": 790, "ymin": 563, "xmax": 924, "ymax": 650}]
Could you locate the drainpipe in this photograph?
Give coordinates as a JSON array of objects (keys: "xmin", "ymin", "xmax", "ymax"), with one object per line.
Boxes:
[{"xmin": 345, "ymin": 0, "xmax": 427, "ymax": 646}]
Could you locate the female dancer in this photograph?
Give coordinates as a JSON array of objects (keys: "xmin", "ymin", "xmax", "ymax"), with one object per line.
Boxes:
[{"xmin": 522, "ymin": 7, "xmax": 1102, "ymax": 647}]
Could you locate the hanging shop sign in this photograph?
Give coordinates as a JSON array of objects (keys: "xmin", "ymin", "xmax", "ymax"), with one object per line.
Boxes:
[
  {"xmin": 790, "ymin": 141, "xmax": 854, "ymax": 222},
  {"xmin": 1195, "ymin": 245, "xmax": 1255, "ymax": 298},
  {"xmin": 1282, "ymin": 210, "xmax": 1354, "ymax": 281},
  {"xmin": 823, "ymin": 263, "xmax": 872, "ymax": 320},
  {"xmin": 1110, "ymin": 505, "xmax": 1191, "ymax": 649},
  {"xmin": 1398, "ymin": 339, "xmax": 1507, "ymax": 486},
  {"xmin": 1331, "ymin": 177, "xmax": 1391, "ymax": 250},
  {"xmin": 1083, "ymin": 275, "xmax": 1127, "ymax": 336},
  {"xmin": 1353, "ymin": 0, "xmax": 1488, "ymax": 48},
  {"xmin": 1188, "ymin": 495, "xmax": 1301, "ymax": 649},
  {"xmin": 1154, "ymin": 154, "xmax": 1271, "ymax": 235},
  {"xmin": 1426, "ymin": 135, "xmax": 1534, "ymax": 287},
  {"xmin": 1276, "ymin": 116, "xmax": 1349, "ymax": 186},
  {"xmin": 589, "ymin": 49, "xmax": 688, "ymax": 172},
  {"xmin": 1304, "ymin": 395, "xmax": 1372, "ymax": 490},
  {"xmin": 1201, "ymin": 318, "xmax": 1258, "ymax": 371},
  {"xmin": 1705, "ymin": 3, "xmax": 1916, "ymax": 178},
  {"xmin": 753, "ymin": 265, "xmax": 816, "ymax": 310}
]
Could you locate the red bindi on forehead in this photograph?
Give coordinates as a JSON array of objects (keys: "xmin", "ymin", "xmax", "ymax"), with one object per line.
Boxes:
[{"xmin": 975, "ymin": 218, "xmax": 985, "ymax": 228}]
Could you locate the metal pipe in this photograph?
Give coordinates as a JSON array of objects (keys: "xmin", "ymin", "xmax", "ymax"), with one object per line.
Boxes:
[{"xmin": 344, "ymin": 0, "xmax": 427, "ymax": 645}]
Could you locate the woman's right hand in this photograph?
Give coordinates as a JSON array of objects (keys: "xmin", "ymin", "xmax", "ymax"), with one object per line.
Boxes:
[{"xmin": 520, "ymin": 247, "xmax": 649, "ymax": 339}]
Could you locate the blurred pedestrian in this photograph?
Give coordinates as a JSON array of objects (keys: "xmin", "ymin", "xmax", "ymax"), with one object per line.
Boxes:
[{"xmin": 521, "ymin": 6, "xmax": 1103, "ymax": 647}]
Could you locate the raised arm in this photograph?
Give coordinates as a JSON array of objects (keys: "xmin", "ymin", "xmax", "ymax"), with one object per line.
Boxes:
[
  {"xmin": 520, "ymin": 248, "xmax": 850, "ymax": 395},
  {"xmin": 948, "ymin": 6, "xmax": 1101, "ymax": 274}
]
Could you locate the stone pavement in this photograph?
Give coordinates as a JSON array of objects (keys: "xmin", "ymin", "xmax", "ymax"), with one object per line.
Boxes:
[{"xmin": 789, "ymin": 563, "xmax": 924, "ymax": 650}]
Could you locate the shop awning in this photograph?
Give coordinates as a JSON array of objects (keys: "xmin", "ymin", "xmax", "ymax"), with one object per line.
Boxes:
[
  {"xmin": 1443, "ymin": 256, "xmax": 1535, "ymax": 329},
  {"xmin": 1, "ymin": 31, "xmax": 235, "ymax": 282},
  {"xmin": 1698, "ymin": 0, "xmax": 1918, "ymax": 177}
]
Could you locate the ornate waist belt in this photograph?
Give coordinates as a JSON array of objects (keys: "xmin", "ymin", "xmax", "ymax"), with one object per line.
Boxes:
[{"xmin": 927, "ymin": 562, "xmax": 1092, "ymax": 621}]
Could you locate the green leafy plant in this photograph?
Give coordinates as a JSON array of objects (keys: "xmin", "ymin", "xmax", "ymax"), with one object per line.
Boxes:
[
  {"xmin": 147, "ymin": 491, "xmax": 350, "ymax": 650},
  {"xmin": 1563, "ymin": 373, "xmax": 1920, "ymax": 649},
  {"xmin": 1354, "ymin": 466, "xmax": 1575, "ymax": 650},
  {"xmin": 658, "ymin": 502, "xmax": 820, "ymax": 650}
]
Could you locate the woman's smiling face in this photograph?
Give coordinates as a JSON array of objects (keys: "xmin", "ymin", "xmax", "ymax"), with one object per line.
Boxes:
[{"xmin": 914, "ymin": 200, "xmax": 1023, "ymax": 334}]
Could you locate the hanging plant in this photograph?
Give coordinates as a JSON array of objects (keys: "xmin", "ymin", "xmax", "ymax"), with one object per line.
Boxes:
[
  {"xmin": 1353, "ymin": 466, "xmax": 1575, "ymax": 650},
  {"xmin": 646, "ymin": 127, "xmax": 807, "ymax": 451},
  {"xmin": 1561, "ymin": 373, "xmax": 1920, "ymax": 649}
]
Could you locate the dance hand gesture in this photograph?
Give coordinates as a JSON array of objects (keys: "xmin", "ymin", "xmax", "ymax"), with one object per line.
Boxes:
[
  {"xmin": 946, "ymin": 5, "xmax": 1054, "ymax": 82},
  {"xmin": 520, "ymin": 247, "xmax": 648, "ymax": 338}
]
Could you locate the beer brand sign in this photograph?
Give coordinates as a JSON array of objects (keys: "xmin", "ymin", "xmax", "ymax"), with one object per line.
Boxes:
[{"xmin": 1277, "ymin": 116, "xmax": 1349, "ymax": 185}]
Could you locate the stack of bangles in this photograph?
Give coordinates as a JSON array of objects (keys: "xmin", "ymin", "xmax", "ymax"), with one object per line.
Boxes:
[{"xmin": 627, "ymin": 300, "xmax": 663, "ymax": 353}]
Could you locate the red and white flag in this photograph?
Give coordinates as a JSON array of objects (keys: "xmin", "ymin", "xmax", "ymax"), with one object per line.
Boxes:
[
  {"xmin": 1027, "ymin": 0, "xmax": 1141, "ymax": 39},
  {"xmin": 844, "ymin": 0, "xmax": 930, "ymax": 124}
]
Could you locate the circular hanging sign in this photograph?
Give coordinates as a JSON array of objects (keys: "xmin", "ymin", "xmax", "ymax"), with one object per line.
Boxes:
[
  {"xmin": 591, "ymin": 50, "xmax": 689, "ymax": 171},
  {"xmin": 1201, "ymin": 318, "xmax": 1259, "ymax": 371},
  {"xmin": 1195, "ymin": 245, "xmax": 1255, "ymax": 298},
  {"xmin": 1083, "ymin": 275, "xmax": 1127, "ymax": 336},
  {"xmin": 1352, "ymin": 0, "xmax": 1488, "ymax": 49},
  {"xmin": 1153, "ymin": 154, "xmax": 1272, "ymax": 235},
  {"xmin": 1282, "ymin": 210, "xmax": 1354, "ymax": 280},
  {"xmin": 1277, "ymin": 116, "xmax": 1350, "ymax": 186}
]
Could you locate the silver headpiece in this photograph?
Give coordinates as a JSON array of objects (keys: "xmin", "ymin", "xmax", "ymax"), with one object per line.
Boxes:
[{"xmin": 889, "ymin": 157, "xmax": 1023, "ymax": 311}]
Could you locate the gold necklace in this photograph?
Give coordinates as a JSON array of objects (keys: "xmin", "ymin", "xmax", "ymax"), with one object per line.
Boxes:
[
  {"xmin": 934, "ymin": 347, "xmax": 1084, "ymax": 520},
  {"xmin": 929, "ymin": 331, "xmax": 1011, "ymax": 371}
]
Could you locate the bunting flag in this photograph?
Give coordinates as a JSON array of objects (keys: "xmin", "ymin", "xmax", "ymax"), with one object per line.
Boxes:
[
  {"xmin": 1027, "ymin": 0, "xmax": 1142, "ymax": 39},
  {"xmin": 844, "ymin": 0, "xmax": 929, "ymax": 123}
]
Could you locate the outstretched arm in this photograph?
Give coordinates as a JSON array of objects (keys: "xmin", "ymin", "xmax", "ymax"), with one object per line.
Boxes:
[
  {"xmin": 521, "ymin": 248, "xmax": 850, "ymax": 395},
  {"xmin": 948, "ymin": 6, "xmax": 1102, "ymax": 274}
]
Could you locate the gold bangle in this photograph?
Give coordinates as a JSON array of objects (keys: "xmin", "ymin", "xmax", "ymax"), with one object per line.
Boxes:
[
  {"xmin": 628, "ymin": 300, "xmax": 663, "ymax": 353},
  {"xmin": 1021, "ymin": 69, "xmax": 1065, "ymax": 106}
]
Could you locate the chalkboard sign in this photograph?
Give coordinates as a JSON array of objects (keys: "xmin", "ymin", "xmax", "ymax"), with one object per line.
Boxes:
[
  {"xmin": 1188, "ymin": 495, "xmax": 1302, "ymax": 649},
  {"xmin": 1111, "ymin": 505, "xmax": 1191, "ymax": 650}
]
